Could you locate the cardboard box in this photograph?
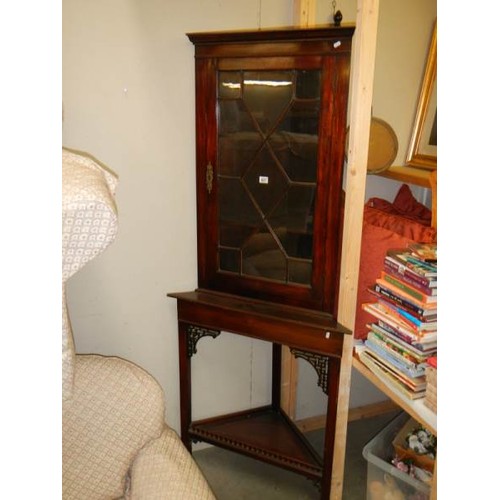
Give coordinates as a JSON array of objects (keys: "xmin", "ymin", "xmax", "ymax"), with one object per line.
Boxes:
[{"xmin": 392, "ymin": 417, "xmax": 436, "ymax": 473}]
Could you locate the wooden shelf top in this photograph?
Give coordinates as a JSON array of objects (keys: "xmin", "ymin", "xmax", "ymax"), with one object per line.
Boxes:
[
  {"xmin": 168, "ymin": 289, "xmax": 350, "ymax": 357},
  {"xmin": 169, "ymin": 289, "xmax": 350, "ymax": 333},
  {"xmin": 352, "ymin": 355, "xmax": 437, "ymax": 435},
  {"xmin": 376, "ymin": 165, "xmax": 433, "ymax": 188}
]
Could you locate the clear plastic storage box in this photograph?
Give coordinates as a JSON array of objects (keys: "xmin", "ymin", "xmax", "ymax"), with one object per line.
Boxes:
[{"xmin": 362, "ymin": 412, "xmax": 431, "ymax": 499}]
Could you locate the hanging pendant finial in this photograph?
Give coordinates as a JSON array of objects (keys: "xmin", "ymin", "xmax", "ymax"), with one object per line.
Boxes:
[
  {"xmin": 332, "ymin": 1, "xmax": 342, "ymax": 26},
  {"xmin": 334, "ymin": 10, "xmax": 343, "ymax": 27}
]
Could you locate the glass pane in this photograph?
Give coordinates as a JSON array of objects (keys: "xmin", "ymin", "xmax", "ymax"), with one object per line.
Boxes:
[
  {"xmin": 219, "ymin": 99, "xmax": 257, "ymax": 135},
  {"xmin": 218, "ymin": 71, "xmax": 242, "ymax": 99},
  {"xmin": 268, "ymin": 185, "xmax": 315, "ymax": 234},
  {"xmin": 242, "ymin": 228, "xmax": 287, "ymax": 281},
  {"xmin": 219, "ymin": 100, "xmax": 262, "ymax": 177},
  {"xmin": 218, "ymin": 177, "xmax": 261, "ymax": 226},
  {"xmin": 219, "ymin": 142, "xmax": 263, "ymax": 179},
  {"xmin": 220, "ymin": 248, "xmax": 241, "ymax": 273},
  {"xmin": 270, "ymin": 101, "xmax": 319, "ymax": 183},
  {"xmin": 279, "ymin": 99, "xmax": 320, "ymax": 136},
  {"xmin": 296, "ymin": 70, "xmax": 321, "ymax": 99},
  {"xmin": 242, "ymin": 71, "xmax": 294, "ymax": 135},
  {"xmin": 217, "ymin": 69, "xmax": 321, "ymax": 286},
  {"xmin": 269, "ymin": 186, "xmax": 315, "ymax": 259},
  {"xmin": 288, "ymin": 259, "xmax": 312, "ymax": 285},
  {"xmin": 243, "ymin": 145, "xmax": 288, "ymax": 217},
  {"xmin": 219, "ymin": 223, "xmax": 256, "ymax": 248}
]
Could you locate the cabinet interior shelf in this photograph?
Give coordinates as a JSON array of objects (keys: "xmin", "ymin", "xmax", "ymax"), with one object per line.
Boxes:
[{"xmin": 190, "ymin": 405, "xmax": 323, "ymax": 480}]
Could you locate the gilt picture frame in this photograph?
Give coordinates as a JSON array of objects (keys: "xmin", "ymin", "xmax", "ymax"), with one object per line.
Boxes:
[{"xmin": 406, "ymin": 22, "xmax": 437, "ymax": 170}]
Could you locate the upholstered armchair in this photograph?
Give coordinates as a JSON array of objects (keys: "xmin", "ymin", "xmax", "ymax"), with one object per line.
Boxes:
[{"xmin": 62, "ymin": 148, "xmax": 215, "ymax": 499}]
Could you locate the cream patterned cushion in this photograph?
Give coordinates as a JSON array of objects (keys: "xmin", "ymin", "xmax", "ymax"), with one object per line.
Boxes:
[
  {"xmin": 62, "ymin": 355, "xmax": 165, "ymax": 500},
  {"xmin": 127, "ymin": 427, "xmax": 216, "ymax": 500},
  {"xmin": 61, "ymin": 149, "xmax": 216, "ymax": 499},
  {"xmin": 62, "ymin": 148, "xmax": 118, "ymax": 400}
]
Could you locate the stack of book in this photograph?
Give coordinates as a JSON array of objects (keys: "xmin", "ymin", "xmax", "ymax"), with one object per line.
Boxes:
[
  {"xmin": 424, "ymin": 356, "xmax": 437, "ymax": 412},
  {"xmin": 358, "ymin": 243, "xmax": 437, "ymax": 400}
]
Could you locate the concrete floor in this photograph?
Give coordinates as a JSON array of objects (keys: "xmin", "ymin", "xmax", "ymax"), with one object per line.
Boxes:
[{"xmin": 194, "ymin": 410, "xmax": 401, "ymax": 500}]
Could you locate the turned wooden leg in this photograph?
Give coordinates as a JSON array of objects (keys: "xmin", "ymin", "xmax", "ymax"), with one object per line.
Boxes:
[
  {"xmin": 321, "ymin": 356, "xmax": 341, "ymax": 499},
  {"xmin": 271, "ymin": 343, "xmax": 282, "ymax": 410},
  {"xmin": 178, "ymin": 321, "xmax": 192, "ymax": 452}
]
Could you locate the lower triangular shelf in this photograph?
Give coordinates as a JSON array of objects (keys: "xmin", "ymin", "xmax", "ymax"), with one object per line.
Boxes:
[{"xmin": 189, "ymin": 405, "xmax": 323, "ymax": 480}]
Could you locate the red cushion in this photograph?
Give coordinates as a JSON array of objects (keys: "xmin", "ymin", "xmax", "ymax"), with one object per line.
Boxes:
[
  {"xmin": 393, "ymin": 184, "xmax": 432, "ymax": 224},
  {"xmin": 354, "ymin": 203, "xmax": 437, "ymax": 340},
  {"xmin": 367, "ymin": 184, "xmax": 432, "ymax": 225},
  {"xmin": 363, "ymin": 206, "xmax": 437, "ymax": 242}
]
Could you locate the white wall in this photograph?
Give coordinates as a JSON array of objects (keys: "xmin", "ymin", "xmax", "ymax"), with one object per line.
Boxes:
[
  {"xmin": 63, "ymin": 0, "xmax": 294, "ymax": 433},
  {"xmin": 63, "ymin": 0, "xmax": 436, "ymax": 431}
]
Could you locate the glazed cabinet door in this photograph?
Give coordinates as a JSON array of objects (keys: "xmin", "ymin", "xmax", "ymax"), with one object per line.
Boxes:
[{"xmin": 190, "ymin": 28, "xmax": 353, "ymax": 315}]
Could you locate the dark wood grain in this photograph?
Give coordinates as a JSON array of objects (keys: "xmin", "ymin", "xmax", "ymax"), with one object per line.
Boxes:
[
  {"xmin": 190, "ymin": 26, "xmax": 354, "ymax": 316},
  {"xmin": 170, "ymin": 26, "xmax": 355, "ymax": 499}
]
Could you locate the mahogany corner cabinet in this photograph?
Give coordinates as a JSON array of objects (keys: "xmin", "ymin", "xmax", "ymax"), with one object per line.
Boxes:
[{"xmin": 169, "ymin": 24, "xmax": 355, "ymax": 498}]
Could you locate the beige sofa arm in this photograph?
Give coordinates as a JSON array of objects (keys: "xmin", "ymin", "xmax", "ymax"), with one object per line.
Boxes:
[
  {"xmin": 63, "ymin": 355, "xmax": 166, "ymax": 499},
  {"xmin": 127, "ymin": 427, "xmax": 216, "ymax": 500}
]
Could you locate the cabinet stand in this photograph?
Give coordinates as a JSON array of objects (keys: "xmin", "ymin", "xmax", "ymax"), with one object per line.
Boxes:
[{"xmin": 169, "ymin": 289, "xmax": 350, "ymax": 498}]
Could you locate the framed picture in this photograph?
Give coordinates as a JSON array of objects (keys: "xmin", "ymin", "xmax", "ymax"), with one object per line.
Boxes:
[{"xmin": 406, "ymin": 22, "xmax": 437, "ymax": 170}]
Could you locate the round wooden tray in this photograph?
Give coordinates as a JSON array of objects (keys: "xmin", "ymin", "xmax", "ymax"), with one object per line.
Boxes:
[{"xmin": 346, "ymin": 117, "xmax": 399, "ymax": 174}]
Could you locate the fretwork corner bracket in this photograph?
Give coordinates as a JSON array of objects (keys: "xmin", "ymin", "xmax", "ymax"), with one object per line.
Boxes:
[
  {"xmin": 187, "ymin": 325, "xmax": 221, "ymax": 357},
  {"xmin": 290, "ymin": 348, "xmax": 329, "ymax": 394}
]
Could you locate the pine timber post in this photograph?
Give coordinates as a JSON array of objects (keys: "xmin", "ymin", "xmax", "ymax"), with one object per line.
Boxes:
[
  {"xmin": 330, "ymin": 1, "xmax": 380, "ymax": 497},
  {"xmin": 290, "ymin": 0, "xmax": 380, "ymax": 498},
  {"xmin": 290, "ymin": 3, "xmax": 438, "ymax": 499},
  {"xmin": 293, "ymin": 0, "xmax": 316, "ymax": 27}
]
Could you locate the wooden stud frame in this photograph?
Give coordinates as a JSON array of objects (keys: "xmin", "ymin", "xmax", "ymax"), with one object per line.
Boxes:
[
  {"xmin": 330, "ymin": 1, "xmax": 380, "ymax": 497},
  {"xmin": 293, "ymin": 0, "xmax": 316, "ymax": 27},
  {"xmin": 291, "ymin": 3, "xmax": 437, "ymax": 499},
  {"xmin": 288, "ymin": 1, "xmax": 380, "ymax": 498}
]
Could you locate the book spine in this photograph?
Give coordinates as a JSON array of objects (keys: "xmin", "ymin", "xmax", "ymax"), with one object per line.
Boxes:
[
  {"xmin": 372, "ymin": 284, "xmax": 427, "ymax": 316},
  {"xmin": 362, "ymin": 303, "xmax": 425, "ymax": 341},
  {"xmin": 381, "ymin": 272, "xmax": 433, "ymax": 303},
  {"xmin": 384, "ymin": 259, "xmax": 436, "ymax": 292},
  {"xmin": 396, "ymin": 307, "xmax": 437, "ymax": 330},
  {"xmin": 377, "ymin": 319, "xmax": 436, "ymax": 350},
  {"xmin": 387, "ymin": 252, "xmax": 437, "ymax": 278},
  {"xmin": 375, "ymin": 280, "xmax": 436, "ymax": 310},
  {"xmin": 413, "ymin": 339, "xmax": 437, "ymax": 352},
  {"xmin": 365, "ymin": 340, "xmax": 426, "ymax": 378},
  {"xmin": 375, "ymin": 300, "xmax": 423, "ymax": 333},
  {"xmin": 370, "ymin": 323, "xmax": 436, "ymax": 359},
  {"xmin": 405, "ymin": 254, "xmax": 437, "ymax": 272},
  {"xmin": 388, "ymin": 306, "xmax": 422, "ymax": 331},
  {"xmin": 368, "ymin": 330, "xmax": 427, "ymax": 366},
  {"xmin": 375, "ymin": 317, "xmax": 417, "ymax": 344},
  {"xmin": 379, "ymin": 301, "xmax": 437, "ymax": 332},
  {"xmin": 366, "ymin": 336, "xmax": 426, "ymax": 374},
  {"xmin": 408, "ymin": 243, "xmax": 437, "ymax": 262},
  {"xmin": 369, "ymin": 287, "xmax": 437, "ymax": 321},
  {"xmin": 358, "ymin": 350, "xmax": 425, "ymax": 399}
]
